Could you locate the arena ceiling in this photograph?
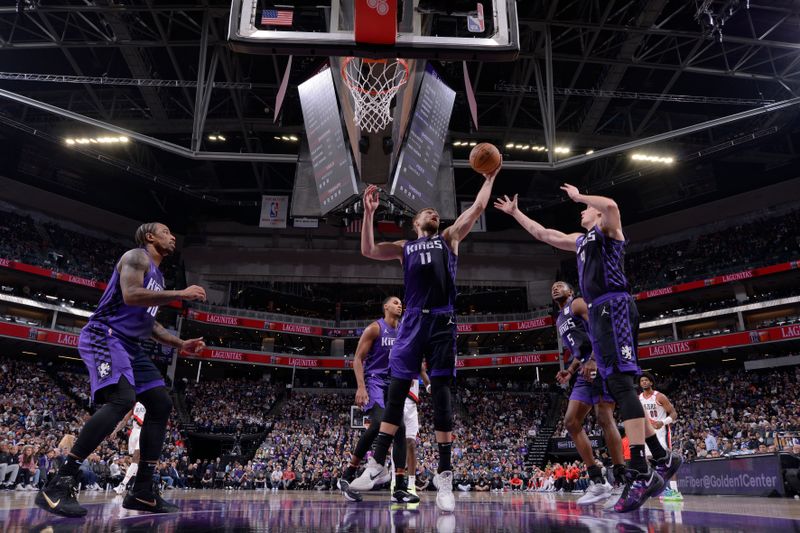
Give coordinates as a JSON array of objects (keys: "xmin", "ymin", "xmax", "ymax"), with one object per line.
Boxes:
[{"xmin": 0, "ymin": 1, "xmax": 799, "ymax": 232}]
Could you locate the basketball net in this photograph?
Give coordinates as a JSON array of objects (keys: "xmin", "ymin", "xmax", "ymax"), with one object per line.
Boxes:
[{"xmin": 341, "ymin": 57, "xmax": 409, "ymax": 134}]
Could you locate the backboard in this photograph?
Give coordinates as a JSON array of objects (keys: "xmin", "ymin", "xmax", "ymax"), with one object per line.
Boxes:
[{"xmin": 228, "ymin": 0, "xmax": 519, "ymax": 61}]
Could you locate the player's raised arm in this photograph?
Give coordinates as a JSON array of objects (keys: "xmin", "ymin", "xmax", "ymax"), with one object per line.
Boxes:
[
  {"xmin": 119, "ymin": 249, "xmax": 206, "ymax": 306},
  {"xmin": 560, "ymin": 183, "xmax": 622, "ymax": 238},
  {"xmin": 494, "ymin": 194, "xmax": 581, "ymax": 252},
  {"xmin": 352, "ymin": 322, "xmax": 380, "ymax": 407},
  {"xmin": 360, "ymin": 185, "xmax": 404, "ymax": 262},
  {"xmin": 443, "ymin": 161, "xmax": 501, "ymax": 245}
]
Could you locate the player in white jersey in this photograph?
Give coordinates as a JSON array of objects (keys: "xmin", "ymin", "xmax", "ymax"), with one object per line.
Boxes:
[
  {"xmin": 638, "ymin": 373, "xmax": 682, "ymax": 501},
  {"xmin": 114, "ymin": 402, "xmax": 146, "ymax": 495},
  {"xmin": 403, "ymin": 366, "xmax": 430, "ymax": 495}
]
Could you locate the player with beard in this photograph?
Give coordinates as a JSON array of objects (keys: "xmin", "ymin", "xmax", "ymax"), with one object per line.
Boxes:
[
  {"xmin": 36, "ymin": 223, "xmax": 206, "ymax": 517},
  {"xmin": 495, "ymin": 186, "xmax": 682, "ymax": 512},
  {"xmin": 352, "ymin": 160, "xmax": 501, "ymax": 512},
  {"xmin": 551, "ymin": 281, "xmax": 625, "ymax": 505}
]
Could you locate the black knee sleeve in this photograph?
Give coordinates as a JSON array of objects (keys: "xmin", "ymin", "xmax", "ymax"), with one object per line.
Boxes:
[
  {"xmin": 430, "ymin": 376, "xmax": 453, "ymax": 432},
  {"xmin": 71, "ymin": 377, "xmax": 136, "ymax": 459},
  {"xmin": 136, "ymin": 386, "xmax": 173, "ymax": 463},
  {"xmin": 606, "ymin": 373, "xmax": 644, "ymax": 421},
  {"xmin": 137, "ymin": 386, "xmax": 172, "ymax": 423},
  {"xmin": 381, "ymin": 378, "xmax": 411, "ymax": 427}
]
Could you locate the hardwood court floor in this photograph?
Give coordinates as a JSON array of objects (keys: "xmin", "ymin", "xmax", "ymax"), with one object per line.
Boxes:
[{"xmin": 2, "ymin": 488, "xmax": 799, "ymax": 532}]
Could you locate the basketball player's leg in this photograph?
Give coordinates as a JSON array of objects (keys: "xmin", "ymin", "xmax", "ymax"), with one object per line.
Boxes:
[
  {"xmin": 564, "ymin": 384, "xmax": 597, "ymax": 468},
  {"xmin": 591, "ymin": 296, "xmax": 664, "ymax": 512},
  {"xmin": 38, "ymin": 328, "xmax": 136, "ymax": 517},
  {"xmin": 595, "ymin": 401, "xmax": 625, "ymax": 480},
  {"xmin": 340, "ymin": 402, "xmax": 386, "ymax": 499},
  {"xmin": 403, "ymin": 400, "xmax": 420, "ymax": 492},
  {"xmin": 122, "ymin": 356, "xmax": 177, "ymax": 513},
  {"xmin": 116, "ymin": 436, "xmax": 140, "ymax": 494}
]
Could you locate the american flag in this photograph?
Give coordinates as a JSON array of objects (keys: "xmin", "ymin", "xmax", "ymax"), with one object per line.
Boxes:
[{"xmin": 261, "ymin": 9, "xmax": 293, "ymax": 26}]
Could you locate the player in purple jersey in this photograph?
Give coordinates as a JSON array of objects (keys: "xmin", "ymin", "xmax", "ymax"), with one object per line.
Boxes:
[
  {"xmin": 338, "ymin": 296, "xmax": 418, "ymax": 504},
  {"xmin": 495, "ymin": 185, "xmax": 681, "ymax": 512},
  {"xmin": 352, "ymin": 161, "xmax": 501, "ymax": 513},
  {"xmin": 36, "ymin": 223, "xmax": 207, "ymax": 517},
  {"xmin": 551, "ymin": 281, "xmax": 625, "ymax": 506}
]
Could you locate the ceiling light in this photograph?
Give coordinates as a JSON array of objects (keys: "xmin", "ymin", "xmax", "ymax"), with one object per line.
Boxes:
[
  {"xmin": 515, "ymin": 144, "xmax": 523, "ymax": 149},
  {"xmin": 289, "ymin": 135, "xmax": 298, "ymax": 141},
  {"xmin": 721, "ymin": 358, "xmax": 736, "ymax": 362},
  {"xmin": 585, "ymin": 149, "xmax": 594, "ymax": 155},
  {"xmin": 505, "ymin": 143, "xmax": 514, "ymax": 148},
  {"xmin": 65, "ymin": 135, "xmax": 130, "ymax": 147},
  {"xmin": 469, "ymin": 141, "xmax": 477, "ymax": 146},
  {"xmin": 669, "ymin": 362, "xmax": 696, "ymax": 367},
  {"xmin": 282, "ymin": 136, "xmax": 290, "ymax": 141},
  {"xmin": 218, "ymin": 134, "xmax": 226, "ymax": 141},
  {"xmin": 208, "ymin": 135, "xmax": 218, "ymax": 141},
  {"xmin": 521, "ymin": 145, "xmax": 530, "ymax": 150},
  {"xmin": 631, "ymin": 153, "xmax": 675, "ymax": 164},
  {"xmin": 22, "ymin": 351, "xmax": 37, "ymax": 356},
  {"xmin": 554, "ymin": 146, "xmax": 571, "ymax": 154}
]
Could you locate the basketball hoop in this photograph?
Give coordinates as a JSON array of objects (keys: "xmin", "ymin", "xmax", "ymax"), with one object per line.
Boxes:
[{"xmin": 341, "ymin": 57, "xmax": 409, "ymax": 133}]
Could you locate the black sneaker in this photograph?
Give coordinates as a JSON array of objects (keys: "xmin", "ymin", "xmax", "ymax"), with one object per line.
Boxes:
[
  {"xmin": 35, "ymin": 474, "xmax": 87, "ymax": 517},
  {"xmin": 391, "ymin": 488, "xmax": 421, "ymax": 504},
  {"xmin": 337, "ymin": 478, "xmax": 363, "ymax": 503},
  {"xmin": 122, "ymin": 484, "xmax": 179, "ymax": 513}
]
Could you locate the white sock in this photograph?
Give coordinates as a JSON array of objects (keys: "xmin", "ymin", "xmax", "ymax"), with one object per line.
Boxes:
[
  {"xmin": 669, "ymin": 480, "xmax": 678, "ymax": 491},
  {"xmin": 122, "ymin": 463, "xmax": 138, "ymax": 487}
]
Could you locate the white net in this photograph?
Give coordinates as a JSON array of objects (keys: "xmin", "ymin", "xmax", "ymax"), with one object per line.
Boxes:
[{"xmin": 342, "ymin": 57, "xmax": 409, "ymax": 134}]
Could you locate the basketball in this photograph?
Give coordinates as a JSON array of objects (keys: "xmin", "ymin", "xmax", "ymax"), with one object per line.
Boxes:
[{"xmin": 469, "ymin": 143, "xmax": 501, "ymax": 174}]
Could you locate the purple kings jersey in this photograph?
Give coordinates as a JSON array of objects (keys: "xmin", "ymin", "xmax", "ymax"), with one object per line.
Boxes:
[
  {"xmin": 555, "ymin": 298, "xmax": 592, "ymax": 363},
  {"xmin": 575, "ymin": 225, "xmax": 629, "ymax": 303},
  {"xmin": 89, "ymin": 249, "xmax": 165, "ymax": 342},
  {"xmin": 402, "ymin": 235, "xmax": 457, "ymax": 310},
  {"xmin": 363, "ymin": 318, "xmax": 396, "ymax": 376}
]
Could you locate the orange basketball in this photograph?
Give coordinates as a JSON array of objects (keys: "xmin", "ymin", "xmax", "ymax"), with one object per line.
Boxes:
[{"xmin": 469, "ymin": 143, "xmax": 501, "ymax": 174}]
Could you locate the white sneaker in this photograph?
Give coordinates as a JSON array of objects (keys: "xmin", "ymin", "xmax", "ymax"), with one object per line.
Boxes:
[
  {"xmin": 433, "ymin": 471, "xmax": 455, "ymax": 512},
  {"xmin": 349, "ymin": 457, "xmax": 390, "ymax": 491},
  {"xmin": 602, "ymin": 484, "xmax": 624, "ymax": 510},
  {"xmin": 577, "ymin": 481, "xmax": 613, "ymax": 506},
  {"xmin": 15, "ymin": 484, "xmax": 25, "ymax": 491},
  {"xmin": 114, "ymin": 484, "xmax": 126, "ymax": 495}
]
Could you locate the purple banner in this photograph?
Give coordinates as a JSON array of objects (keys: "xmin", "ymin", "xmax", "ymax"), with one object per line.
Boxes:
[{"xmin": 677, "ymin": 454, "xmax": 784, "ymax": 496}]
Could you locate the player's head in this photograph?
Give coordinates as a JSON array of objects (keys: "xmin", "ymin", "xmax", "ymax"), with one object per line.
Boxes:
[
  {"xmin": 551, "ymin": 281, "xmax": 574, "ymax": 304},
  {"xmin": 383, "ymin": 296, "xmax": 402, "ymax": 319},
  {"xmin": 135, "ymin": 222, "xmax": 176, "ymax": 256},
  {"xmin": 413, "ymin": 208, "xmax": 440, "ymax": 235},
  {"xmin": 639, "ymin": 372, "xmax": 655, "ymax": 391},
  {"xmin": 580, "ymin": 206, "xmax": 602, "ymax": 230}
]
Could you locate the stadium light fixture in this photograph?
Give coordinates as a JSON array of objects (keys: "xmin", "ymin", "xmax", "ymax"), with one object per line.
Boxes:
[
  {"xmin": 631, "ymin": 153, "xmax": 675, "ymax": 164},
  {"xmin": 64, "ymin": 135, "xmax": 129, "ymax": 146},
  {"xmin": 669, "ymin": 361, "xmax": 696, "ymax": 367}
]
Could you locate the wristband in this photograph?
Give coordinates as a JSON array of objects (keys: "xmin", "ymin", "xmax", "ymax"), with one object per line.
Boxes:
[{"xmin": 663, "ymin": 416, "xmax": 673, "ymax": 426}]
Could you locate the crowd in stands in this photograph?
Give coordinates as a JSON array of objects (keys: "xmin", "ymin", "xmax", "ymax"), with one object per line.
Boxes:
[
  {"xmin": 186, "ymin": 378, "xmax": 279, "ymax": 434},
  {"xmin": 0, "ymin": 356, "xmax": 188, "ymax": 492}
]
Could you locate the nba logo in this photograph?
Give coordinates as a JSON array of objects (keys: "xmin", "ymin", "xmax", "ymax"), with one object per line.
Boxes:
[
  {"xmin": 749, "ymin": 331, "xmax": 760, "ymax": 343},
  {"xmin": 498, "ymin": 323, "xmax": 506, "ymax": 332},
  {"xmin": 467, "ymin": 3, "xmax": 485, "ymax": 33}
]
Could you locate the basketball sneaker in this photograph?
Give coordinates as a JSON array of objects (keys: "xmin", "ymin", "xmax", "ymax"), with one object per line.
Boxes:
[
  {"xmin": 433, "ymin": 470, "xmax": 455, "ymax": 512},
  {"xmin": 661, "ymin": 487, "xmax": 684, "ymax": 501},
  {"xmin": 337, "ymin": 478, "xmax": 363, "ymax": 503},
  {"xmin": 576, "ymin": 480, "xmax": 613, "ymax": 506},
  {"xmin": 35, "ymin": 474, "xmax": 87, "ymax": 517},
  {"xmin": 349, "ymin": 457, "xmax": 390, "ymax": 491},
  {"xmin": 649, "ymin": 452, "xmax": 683, "ymax": 495},
  {"xmin": 613, "ymin": 468, "xmax": 664, "ymax": 513},
  {"xmin": 122, "ymin": 483, "xmax": 179, "ymax": 513},
  {"xmin": 392, "ymin": 488, "xmax": 421, "ymax": 504},
  {"xmin": 602, "ymin": 483, "xmax": 624, "ymax": 510}
]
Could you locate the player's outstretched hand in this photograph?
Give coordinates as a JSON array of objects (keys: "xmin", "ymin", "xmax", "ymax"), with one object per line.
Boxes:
[
  {"xmin": 182, "ymin": 337, "xmax": 206, "ymax": 355},
  {"xmin": 493, "ymin": 194, "xmax": 518, "ymax": 215},
  {"xmin": 560, "ymin": 183, "xmax": 582, "ymax": 202},
  {"xmin": 363, "ymin": 185, "xmax": 380, "ymax": 216},
  {"xmin": 355, "ymin": 387, "xmax": 369, "ymax": 407},
  {"xmin": 180, "ymin": 285, "xmax": 207, "ymax": 302},
  {"xmin": 555, "ymin": 369, "xmax": 571, "ymax": 385},
  {"xmin": 482, "ymin": 156, "xmax": 503, "ymax": 181}
]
